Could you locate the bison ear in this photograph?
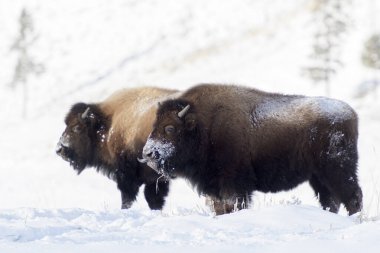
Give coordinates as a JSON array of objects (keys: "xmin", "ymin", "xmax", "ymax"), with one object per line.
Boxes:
[{"xmin": 184, "ymin": 113, "xmax": 197, "ymax": 131}]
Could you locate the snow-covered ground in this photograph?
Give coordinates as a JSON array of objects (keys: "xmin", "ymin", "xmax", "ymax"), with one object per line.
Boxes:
[
  {"xmin": 1, "ymin": 206, "xmax": 379, "ymax": 253},
  {"xmin": 1, "ymin": 0, "xmax": 380, "ymax": 252}
]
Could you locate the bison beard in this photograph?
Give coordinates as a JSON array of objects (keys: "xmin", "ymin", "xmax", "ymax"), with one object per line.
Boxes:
[
  {"xmin": 57, "ymin": 87, "xmax": 178, "ymax": 210},
  {"xmin": 142, "ymin": 84, "xmax": 363, "ymax": 215}
]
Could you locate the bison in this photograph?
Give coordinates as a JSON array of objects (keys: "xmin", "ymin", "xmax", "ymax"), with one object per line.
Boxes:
[
  {"xmin": 56, "ymin": 87, "xmax": 178, "ymax": 210},
  {"xmin": 140, "ymin": 84, "xmax": 363, "ymax": 215}
]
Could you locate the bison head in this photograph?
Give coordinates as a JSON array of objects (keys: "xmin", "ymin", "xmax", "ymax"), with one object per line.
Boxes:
[
  {"xmin": 56, "ymin": 103, "xmax": 103, "ymax": 174},
  {"xmin": 140, "ymin": 99, "xmax": 200, "ymax": 179}
]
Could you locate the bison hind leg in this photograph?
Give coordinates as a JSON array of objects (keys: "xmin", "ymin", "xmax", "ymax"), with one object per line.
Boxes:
[
  {"xmin": 144, "ymin": 181, "xmax": 170, "ymax": 210},
  {"xmin": 319, "ymin": 128, "xmax": 363, "ymax": 215},
  {"xmin": 312, "ymin": 163, "xmax": 363, "ymax": 215},
  {"xmin": 309, "ymin": 175, "xmax": 341, "ymax": 213},
  {"xmin": 206, "ymin": 194, "xmax": 251, "ymax": 215},
  {"xmin": 317, "ymin": 158, "xmax": 363, "ymax": 215},
  {"xmin": 344, "ymin": 187, "xmax": 363, "ymax": 215},
  {"xmin": 205, "ymin": 197, "xmax": 231, "ymax": 215}
]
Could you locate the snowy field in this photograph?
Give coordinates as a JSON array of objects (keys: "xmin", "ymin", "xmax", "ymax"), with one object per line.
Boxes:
[{"xmin": 1, "ymin": 0, "xmax": 380, "ymax": 252}]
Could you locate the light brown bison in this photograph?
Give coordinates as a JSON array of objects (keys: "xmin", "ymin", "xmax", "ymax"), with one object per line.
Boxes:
[
  {"xmin": 141, "ymin": 84, "xmax": 363, "ymax": 215},
  {"xmin": 56, "ymin": 87, "xmax": 178, "ymax": 210}
]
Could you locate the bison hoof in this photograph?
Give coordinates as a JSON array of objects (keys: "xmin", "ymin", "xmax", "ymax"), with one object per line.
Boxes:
[
  {"xmin": 121, "ymin": 202, "xmax": 133, "ymax": 209},
  {"xmin": 347, "ymin": 190, "xmax": 363, "ymax": 215}
]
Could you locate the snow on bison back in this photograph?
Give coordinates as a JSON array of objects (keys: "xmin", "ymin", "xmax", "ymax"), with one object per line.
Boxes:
[{"xmin": 140, "ymin": 84, "xmax": 363, "ymax": 215}]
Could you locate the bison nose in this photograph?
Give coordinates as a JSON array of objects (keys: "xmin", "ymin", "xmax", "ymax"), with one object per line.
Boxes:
[
  {"xmin": 152, "ymin": 151, "xmax": 160, "ymax": 159},
  {"xmin": 56, "ymin": 143, "xmax": 63, "ymax": 155},
  {"xmin": 144, "ymin": 151, "xmax": 153, "ymax": 158},
  {"xmin": 143, "ymin": 149, "xmax": 160, "ymax": 160}
]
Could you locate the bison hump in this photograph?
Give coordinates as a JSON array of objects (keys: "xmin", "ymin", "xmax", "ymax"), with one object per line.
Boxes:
[{"xmin": 252, "ymin": 96, "xmax": 356, "ymax": 126}]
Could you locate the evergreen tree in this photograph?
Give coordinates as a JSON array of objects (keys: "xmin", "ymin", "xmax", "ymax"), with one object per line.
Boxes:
[
  {"xmin": 9, "ymin": 8, "xmax": 44, "ymax": 118},
  {"xmin": 362, "ymin": 34, "xmax": 380, "ymax": 70},
  {"xmin": 303, "ymin": 0, "xmax": 351, "ymax": 96}
]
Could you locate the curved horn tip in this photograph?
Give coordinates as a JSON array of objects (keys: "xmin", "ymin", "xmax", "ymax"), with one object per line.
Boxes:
[
  {"xmin": 81, "ymin": 107, "xmax": 91, "ymax": 119},
  {"xmin": 178, "ymin": 104, "xmax": 190, "ymax": 118},
  {"xmin": 137, "ymin": 157, "xmax": 147, "ymax": 163}
]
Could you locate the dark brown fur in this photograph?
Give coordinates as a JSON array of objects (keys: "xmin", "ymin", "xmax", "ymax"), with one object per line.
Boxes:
[
  {"xmin": 56, "ymin": 87, "xmax": 178, "ymax": 209},
  {"xmin": 142, "ymin": 84, "xmax": 363, "ymax": 215}
]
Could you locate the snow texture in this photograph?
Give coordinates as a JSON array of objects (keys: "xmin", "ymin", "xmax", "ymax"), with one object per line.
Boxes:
[
  {"xmin": 253, "ymin": 96, "xmax": 354, "ymax": 125},
  {"xmin": 0, "ymin": 206, "xmax": 379, "ymax": 253},
  {"xmin": 143, "ymin": 137, "xmax": 176, "ymax": 174},
  {"xmin": 143, "ymin": 137, "xmax": 175, "ymax": 158},
  {"xmin": 310, "ymin": 97, "xmax": 355, "ymax": 123}
]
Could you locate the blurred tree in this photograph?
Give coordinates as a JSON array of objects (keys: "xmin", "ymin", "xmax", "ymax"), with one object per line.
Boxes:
[
  {"xmin": 362, "ymin": 34, "xmax": 380, "ymax": 70},
  {"xmin": 303, "ymin": 0, "xmax": 351, "ymax": 96},
  {"xmin": 357, "ymin": 34, "xmax": 380, "ymax": 100},
  {"xmin": 9, "ymin": 7, "xmax": 44, "ymax": 118}
]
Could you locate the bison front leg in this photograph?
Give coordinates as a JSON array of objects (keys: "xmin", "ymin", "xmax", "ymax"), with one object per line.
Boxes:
[
  {"xmin": 317, "ymin": 136, "xmax": 363, "ymax": 215},
  {"xmin": 309, "ymin": 175, "xmax": 341, "ymax": 213},
  {"xmin": 119, "ymin": 185, "xmax": 140, "ymax": 209},
  {"xmin": 115, "ymin": 170, "xmax": 141, "ymax": 209},
  {"xmin": 144, "ymin": 181, "xmax": 170, "ymax": 210}
]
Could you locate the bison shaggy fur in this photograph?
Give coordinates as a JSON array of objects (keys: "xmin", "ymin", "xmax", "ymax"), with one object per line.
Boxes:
[
  {"xmin": 141, "ymin": 84, "xmax": 363, "ymax": 215},
  {"xmin": 56, "ymin": 87, "xmax": 178, "ymax": 210}
]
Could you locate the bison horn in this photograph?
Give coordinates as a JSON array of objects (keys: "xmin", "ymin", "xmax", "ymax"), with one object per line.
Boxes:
[
  {"xmin": 81, "ymin": 107, "xmax": 91, "ymax": 119},
  {"xmin": 177, "ymin": 104, "xmax": 190, "ymax": 118},
  {"xmin": 137, "ymin": 157, "xmax": 147, "ymax": 163}
]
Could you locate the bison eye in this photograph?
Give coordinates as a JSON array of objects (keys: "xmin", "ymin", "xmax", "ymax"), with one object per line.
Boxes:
[
  {"xmin": 72, "ymin": 125, "xmax": 82, "ymax": 133},
  {"xmin": 164, "ymin": 125, "xmax": 175, "ymax": 135}
]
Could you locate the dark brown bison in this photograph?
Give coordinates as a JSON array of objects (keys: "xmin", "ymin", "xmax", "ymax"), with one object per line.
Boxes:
[
  {"xmin": 140, "ymin": 84, "xmax": 363, "ymax": 215},
  {"xmin": 56, "ymin": 87, "xmax": 178, "ymax": 210}
]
